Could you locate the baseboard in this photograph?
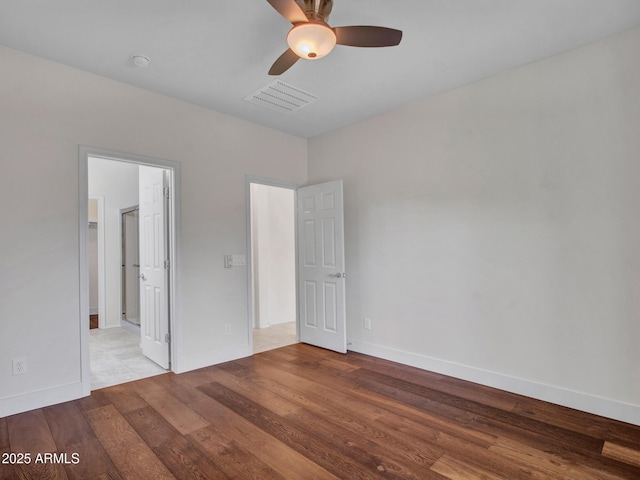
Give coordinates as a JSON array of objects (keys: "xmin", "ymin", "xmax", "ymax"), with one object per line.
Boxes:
[
  {"xmin": 0, "ymin": 382, "xmax": 88, "ymax": 418},
  {"xmin": 89, "ymin": 308, "xmax": 99, "ymax": 315},
  {"xmin": 348, "ymin": 339, "xmax": 640, "ymax": 426},
  {"xmin": 175, "ymin": 344, "xmax": 252, "ymax": 374},
  {"xmin": 119, "ymin": 320, "xmax": 141, "ymax": 335}
]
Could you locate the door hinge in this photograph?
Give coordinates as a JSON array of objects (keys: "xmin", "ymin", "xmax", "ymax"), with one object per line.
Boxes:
[
  {"xmin": 164, "ymin": 259, "xmax": 170, "ymax": 270},
  {"xmin": 165, "ymin": 333, "xmax": 171, "ymax": 343},
  {"xmin": 163, "ymin": 187, "xmax": 170, "ymax": 199}
]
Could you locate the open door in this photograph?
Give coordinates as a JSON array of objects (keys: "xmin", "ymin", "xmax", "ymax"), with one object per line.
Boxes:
[
  {"xmin": 139, "ymin": 165, "xmax": 170, "ymax": 369},
  {"xmin": 297, "ymin": 180, "xmax": 347, "ymax": 353}
]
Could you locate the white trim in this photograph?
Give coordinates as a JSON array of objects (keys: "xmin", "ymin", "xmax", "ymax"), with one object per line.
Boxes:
[
  {"xmin": 348, "ymin": 339, "xmax": 640, "ymax": 427},
  {"xmin": 0, "ymin": 382, "xmax": 86, "ymax": 418},
  {"xmin": 79, "ymin": 145, "xmax": 183, "ymax": 396},
  {"xmin": 78, "ymin": 167, "xmax": 91, "ymax": 397},
  {"xmin": 245, "ymin": 176, "xmax": 300, "ymax": 355},
  {"xmin": 176, "ymin": 345, "xmax": 251, "ymax": 373}
]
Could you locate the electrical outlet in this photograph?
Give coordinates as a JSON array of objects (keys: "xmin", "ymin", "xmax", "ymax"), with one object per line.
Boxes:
[
  {"xmin": 224, "ymin": 324, "xmax": 231, "ymax": 335},
  {"xmin": 364, "ymin": 318, "xmax": 372, "ymax": 330},
  {"xmin": 13, "ymin": 357, "xmax": 27, "ymax": 376}
]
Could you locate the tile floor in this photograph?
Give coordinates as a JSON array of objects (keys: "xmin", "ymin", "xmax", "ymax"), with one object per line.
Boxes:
[
  {"xmin": 90, "ymin": 322, "xmax": 297, "ymax": 389},
  {"xmin": 90, "ymin": 327, "xmax": 167, "ymax": 390},
  {"xmin": 253, "ymin": 321, "xmax": 297, "ymax": 353}
]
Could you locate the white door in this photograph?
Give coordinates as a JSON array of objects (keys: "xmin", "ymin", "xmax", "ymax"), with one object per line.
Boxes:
[
  {"xmin": 297, "ymin": 180, "xmax": 347, "ymax": 353},
  {"xmin": 139, "ymin": 166, "xmax": 170, "ymax": 369}
]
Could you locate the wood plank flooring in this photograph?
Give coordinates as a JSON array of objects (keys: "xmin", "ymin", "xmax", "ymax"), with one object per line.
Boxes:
[{"xmin": 2, "ymin": 343, "xmax": 640, "ymax": 479}]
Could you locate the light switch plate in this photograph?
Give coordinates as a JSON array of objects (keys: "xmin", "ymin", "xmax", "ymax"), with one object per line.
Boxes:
[{"xmin": 232, "ymin": 255, "xmax": 246, "ymax": 266}]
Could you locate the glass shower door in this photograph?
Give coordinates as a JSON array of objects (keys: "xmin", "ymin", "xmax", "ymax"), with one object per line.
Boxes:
[{"xmin": 121, "ymin": 207, "xmax": 140, "ymax": 326}]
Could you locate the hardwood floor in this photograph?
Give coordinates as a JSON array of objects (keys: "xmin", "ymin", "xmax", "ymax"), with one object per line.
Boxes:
[{"xmin": 2, "ymin": 343, "xmax": 640, "ymax": 479}]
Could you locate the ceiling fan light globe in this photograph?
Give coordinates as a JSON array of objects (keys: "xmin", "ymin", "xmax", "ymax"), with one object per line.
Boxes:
[{"xmin": 287, "ymin": 23, "xmax": 336, "ymax": 60}]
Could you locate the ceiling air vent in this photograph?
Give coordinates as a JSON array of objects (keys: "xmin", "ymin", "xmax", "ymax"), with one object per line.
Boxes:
[{"xmin": 244, "ymin": 80, "xmax": 317, "ymax": 114}]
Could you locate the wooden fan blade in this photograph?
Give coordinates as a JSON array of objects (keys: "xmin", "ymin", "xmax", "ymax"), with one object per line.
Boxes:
[
  {"xmin": 266, "ymin": 0, "xmax": 308, "ymax": 24},
  {"xmin": 334, "ymin": 26, "xmax": 402, "ymax": 47},
  {"xmin": 269, "ymin": 48, "xmax": 300, "ymax": 75}
]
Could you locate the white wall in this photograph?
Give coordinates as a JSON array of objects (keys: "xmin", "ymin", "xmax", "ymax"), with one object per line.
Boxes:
[
  {"xmin": 0, "ymin": 45, "xmax": 307, "ymax": 416},
  {"xmin": 88, "ymin": 158, "xmax": 139, "ymax": 328},
  {"xmin": 250, "ymin": 184, "xmax": 296, "ymax": 328},
  {"xmin": 308, "ymin": 27, "xmax": 640, "ymax": 424}
]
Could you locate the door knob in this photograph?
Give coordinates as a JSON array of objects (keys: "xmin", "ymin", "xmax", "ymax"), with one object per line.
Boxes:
[
  {"xmin": 139, "ymin": 273, "xmax": 146, "ymax": 281},
  {"xmin": 329, "ymin": 272, "xmax": 344, "ymax": 278}
]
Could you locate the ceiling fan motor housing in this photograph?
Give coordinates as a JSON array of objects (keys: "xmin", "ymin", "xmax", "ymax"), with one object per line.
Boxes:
[{"xmin": 295, "ymin": 0, "xmax": 333, "ymax": 21}]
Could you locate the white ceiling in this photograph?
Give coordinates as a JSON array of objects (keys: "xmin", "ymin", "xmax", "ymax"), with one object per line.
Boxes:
[{"xmin": 1, "ymin": 1, "xmax": 639, "ymax": 138}]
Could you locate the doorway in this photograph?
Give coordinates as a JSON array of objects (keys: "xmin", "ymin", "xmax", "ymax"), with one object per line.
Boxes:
[
  {"xmin": 249, "ymin": 181, "xmax": 298, "ymax": 353},
  {"xmin": 247, "ymin": 178, "xmax": 348, "ymax": 355},
  {"xmin": 80, "ymin": 147, "xmax": 179, "ymax": 394}
]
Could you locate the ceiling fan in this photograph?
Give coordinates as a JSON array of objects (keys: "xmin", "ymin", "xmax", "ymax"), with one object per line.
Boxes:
[{"xmin": 266, "ymin": 0, "xmax": 402, "ymax": 75}]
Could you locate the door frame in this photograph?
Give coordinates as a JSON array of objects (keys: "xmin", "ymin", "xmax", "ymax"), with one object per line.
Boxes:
[
  {"xmin": 246, "ymin": 176, "xmax": 300, "ymax": 352},
  {"xmin": 79, "ymin": 146, "xmax": 181, "ymax": 395}
]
